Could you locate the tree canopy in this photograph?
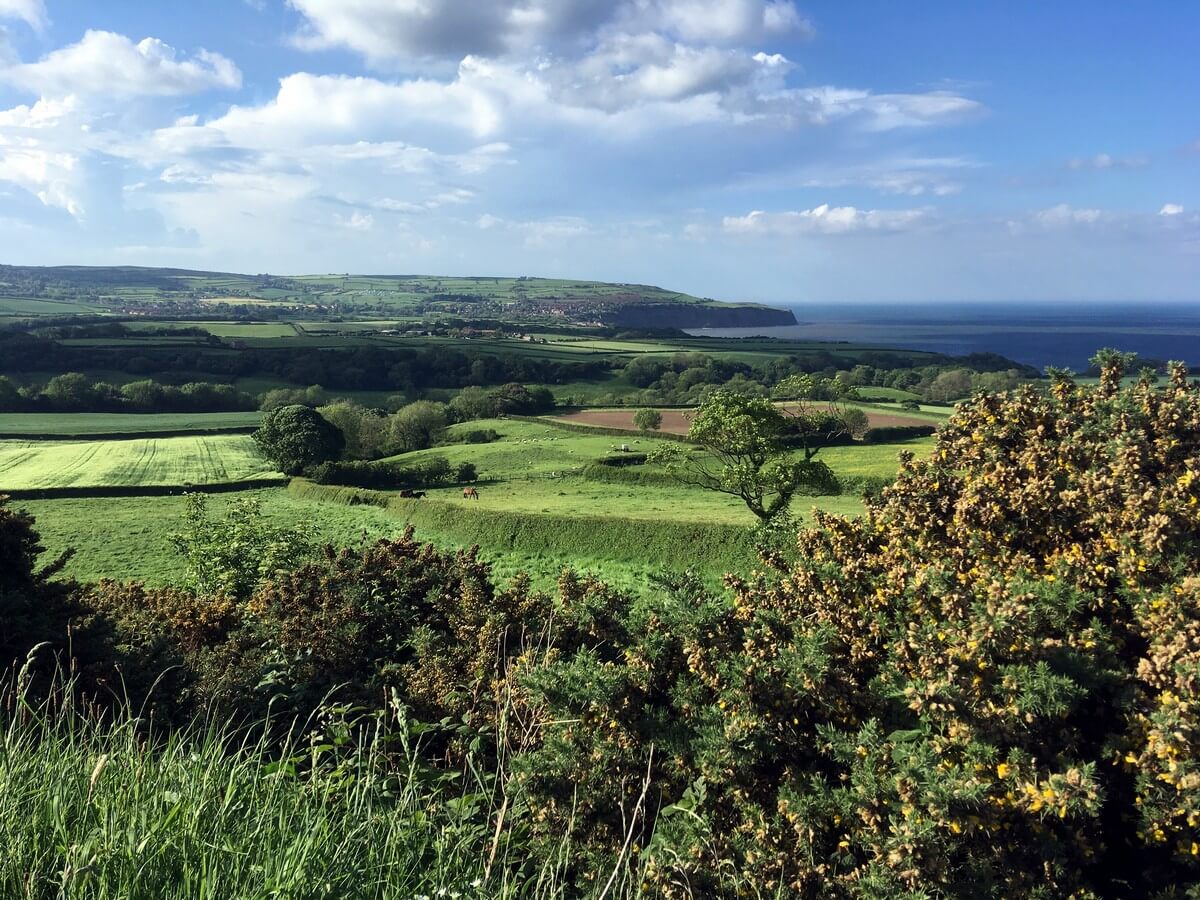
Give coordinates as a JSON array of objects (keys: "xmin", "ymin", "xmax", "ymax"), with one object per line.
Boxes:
[
  {"xmin": 651, "ymin": 390, "xmax": 837, "ymax": 521},
  {"xmin": 252, "ymin": 404, "xmax": 344, "ymax": 475}
]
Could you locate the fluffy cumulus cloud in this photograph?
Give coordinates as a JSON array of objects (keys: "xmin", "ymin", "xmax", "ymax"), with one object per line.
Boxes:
[
  {"xmin": 0, "ymin": 30, "xmax": 241, "ymax": 97},
  {"xmin": 287, "ymin": 0, "xmax": 812, "ymax": 65},
  {"xmin": 279, "ymin": 0, "xmax": 977, "ymax": 131},
  {"xmin": 0, "ymin": 0, "xmax": 45, "ymax": 30},
  {"xmin": 723, "ymin": 204, "xmax": 930, "ymax": 235},
  {"xmin": 0, "ymin": 96, "xmax": 89, "ymax": 216}
]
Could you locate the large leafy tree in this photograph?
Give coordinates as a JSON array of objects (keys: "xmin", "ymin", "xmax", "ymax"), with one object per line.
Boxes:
[
  {"xmin": 252, "ymin": 404, "xmax": 344, "ymax": 474},
  {"xmin": 651, "ymin": 390, "xmax": 836, "ymax": 521}
]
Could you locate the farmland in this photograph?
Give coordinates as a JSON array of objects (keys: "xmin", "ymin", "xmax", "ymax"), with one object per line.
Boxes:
[
  {"xmin": 0, "ymin": 434, "xmax": 280, "ymax": 491},
  {"xmin": 4, "ymin": 412, "xmax": 930, "ymax": 592}
]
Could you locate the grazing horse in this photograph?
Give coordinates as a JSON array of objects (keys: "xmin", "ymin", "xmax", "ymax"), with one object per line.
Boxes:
[{"xmin": 462, "ymin": 487, "xmax": 479, "ymax": 500}]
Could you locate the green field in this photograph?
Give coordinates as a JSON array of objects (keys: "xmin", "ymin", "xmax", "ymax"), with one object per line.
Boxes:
[
  {"xmin": 0, "ymin": 435, "xmax": 279, "ymax": 490},
  {"xmin": 17, "ymin": 489, "xmax": 741, "ymax": 594},
  {"xmin": 0, "ymin": 411, "xmax": 261, "ymax": 436},
  {"xmin": 383, "ymin": 419, "xmax": 925, "ymax": 524},
  {"xmin": 7, "ymin": 416, "xmax": 930, "ymax": 592},
  {"xmin": 0, "ymin": 295, "xmax": 102, "ymax": 315}
]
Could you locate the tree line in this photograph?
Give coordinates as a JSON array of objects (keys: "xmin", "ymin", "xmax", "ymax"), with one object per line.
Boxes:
[{"xmin": 0, "ymin": 373, "xmax": 257, "ymax": 413}]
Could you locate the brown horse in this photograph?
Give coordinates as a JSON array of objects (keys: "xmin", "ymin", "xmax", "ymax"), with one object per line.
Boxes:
[{"xmin": 462, "ymin": 487, "xmax": 479, "ymax": 500}]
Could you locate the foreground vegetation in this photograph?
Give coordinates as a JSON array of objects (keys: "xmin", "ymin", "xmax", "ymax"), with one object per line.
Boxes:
[{"xmin": 3, "ymin": 357, "xmax": 1200, "ymax": 897}]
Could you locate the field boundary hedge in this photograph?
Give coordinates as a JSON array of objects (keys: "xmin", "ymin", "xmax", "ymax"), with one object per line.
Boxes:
[
  {"xmin": 0, "ymin": 426, "xmax": 259, "ymax": 441},
  {"xmin": 288, "ymin": 479, "xmax": 757, "ymax": 574},
  {"xmin": 3, "ymin": 477, "xmax": 287, "ymax": 501},
  {"xmin": 861, "ymin": 424, "xmax": 937, "ymax": 444}
]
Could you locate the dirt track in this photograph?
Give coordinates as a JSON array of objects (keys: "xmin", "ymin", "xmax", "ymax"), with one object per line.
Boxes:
[{"xmin": 552, "ymin": 406, "xmax": 933, "ymax": 435}]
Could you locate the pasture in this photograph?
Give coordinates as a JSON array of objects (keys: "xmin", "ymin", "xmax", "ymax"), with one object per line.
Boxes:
[
  {"xmin": 0, "ymin": 434, "xmax": 279, "ymax": 490},
  {"xmin": 17, "ymin": 490, "xmax": 733, "ymax": 594},
  {"xmin": 383, "ymin": 418, "xmax": 928, "ymax": 523}
]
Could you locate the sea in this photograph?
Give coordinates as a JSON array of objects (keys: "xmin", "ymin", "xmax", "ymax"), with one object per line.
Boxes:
[{"xmin": 687, "ymin": 301, "xmax": 1200, "ymax": 372}]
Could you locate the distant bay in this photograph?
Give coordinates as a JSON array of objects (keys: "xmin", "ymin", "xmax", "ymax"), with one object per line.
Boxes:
[{"xmin": 688, "ymin": 301, "xmax": 1200, "ymax": 371}]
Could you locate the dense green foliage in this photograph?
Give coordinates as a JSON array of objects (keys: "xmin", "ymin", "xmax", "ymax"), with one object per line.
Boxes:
[
  {"xmin": 495, "ymin": 359, "xmax": 1200, "ymax": 897},
  {"xmin": 306, "ymin": 457, "xmax": 456, "ymax": 491},
  {"xmin": 253, "ymin": 405, "xmax": 344, "ymax": 475},
  {"xmin": 0, "ymin": 411, "xmax": 261, "ymax": 437},
  {"xmin": 633, "ymin": 408, "xmax": 663, "ymax": 433},
  {"xmin": 615, "ymin": 353, "xmax": 1034, "ymax": 408},
  {"xmin": 0, "ymin": 373, "xmax": 256, "ymax": 413}
]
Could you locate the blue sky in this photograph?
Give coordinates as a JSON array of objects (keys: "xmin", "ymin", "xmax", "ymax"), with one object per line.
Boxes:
[{"xmin": 0, "ymin": 0, "xmax": 1196, "ymax": 304}]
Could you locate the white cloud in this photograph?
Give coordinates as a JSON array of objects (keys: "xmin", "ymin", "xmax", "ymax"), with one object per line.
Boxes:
[
  {"xmin": 287, "ymin": 0, "xmax": 811, "ymax": 65},
  {"xmin": 1029, "ymin": 203, "xmax": 1105, "ymax": 228},
  {"xmin": 794, "ymin": 156, "xmax": 977, "ymax": 196},
  {"xmin": 1066, "ymin": 152, "xmax": 1149, "ymax": 171},
  {"xmin": 648, "ymin": 0, "xmax": 813, "ymax": 44},
  {"xmin": 474, "ymin": 212, "xmax": 592, "ymax": 245},
  {"xmin": 335, "ymin": 210, "xmax": 374, "ymax": 230},
  {"xmin": 1160, "ymin": 203, "xmax": 1184, "ymax": 216},
  {"xmin": 0, "ymin": 0, "xmax": 46, "ymax": 30},
  {"xmin": 0, "ymin": 30, "xmax": 241, "ymax": 97},
  {"xmin": 0, "ymin": 96, "xmax": 88, "ymax": 215},
  {"xmin": 723, "ymin": 204, "xmax": 930, "ymax": 235}
]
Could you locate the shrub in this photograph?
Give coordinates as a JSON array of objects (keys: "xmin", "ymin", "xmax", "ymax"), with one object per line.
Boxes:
[
  {"xmin": 634, "ymin": 408, "xmax": 663, "ymax": 433},
  {"xmin": 454, "ymin": 462, "xmax": 478, "ymax": 483},
  {"xmin": 594, "ymin": 453, "xmax": 648, "ymax": 467},
  {"xmin": 442, "ymin": 428, "xmax": 500, "ymax": 445},
  {"xmin": 0, "ymin": 495, "xmax": 77, "ymax": 669},
  {"xmin": 85, "ymin": 530, "xmax": 551, "ymax": 731},
  {"xmin": 861, "ymin": 423, "xmax": 937, "ymax": 443},
  {"xmin": 306, "ymin": 457, "xmax": 456, "ymax": 490}
]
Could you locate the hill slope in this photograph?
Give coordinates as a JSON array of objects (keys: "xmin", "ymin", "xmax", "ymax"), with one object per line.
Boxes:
[{"xmin": 0, "ymin": 265, "xmax": 796, "ymax": 328}]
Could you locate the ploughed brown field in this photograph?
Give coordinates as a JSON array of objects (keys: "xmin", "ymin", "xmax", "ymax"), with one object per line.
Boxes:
[{"xmin": 551, "ymin": 405, "xmax": 932, "ymax": 435}]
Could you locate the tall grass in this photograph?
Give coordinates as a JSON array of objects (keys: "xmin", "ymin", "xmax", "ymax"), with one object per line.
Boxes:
[{"xmin": 0, "ymin": 659, "xmax": 644, "ymax": 900}]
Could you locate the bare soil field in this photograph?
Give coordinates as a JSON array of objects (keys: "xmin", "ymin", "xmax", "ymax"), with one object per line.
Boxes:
[{"xmin": 552, "ymin": 405, "xmax": 933, "ymax": 435}]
